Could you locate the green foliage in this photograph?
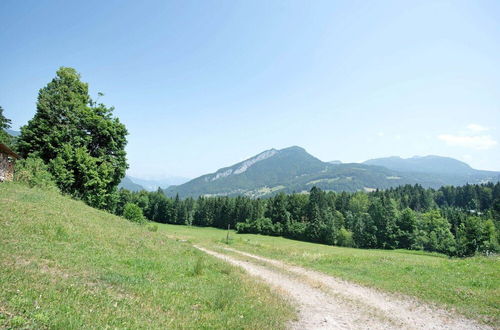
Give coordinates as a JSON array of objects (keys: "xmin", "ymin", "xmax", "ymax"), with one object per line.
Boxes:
[
  {"xmin": 456, "ymin": 217, "xmax": 499, "ymax": 257},
  {"xmin": 336, "ymin": 227, "xmax": 354, "ymax": 247},
  {"xmin": 17, "ymin": 67, "xmax": 128, "ymax": 210},
  {"xmin": 236, "ymin": 217, "xmax": 277, "ymax": 236},
  {"xmin": 284, "ymin": 220, "xmax": 307, "ymax": 240},
  {"xmin": 414, "ymin": 210, "xmax": 456, "ymax": 255},
  {"xmin": 14, "ymin": 156, "xmax": 59, "ymax": 191},
  {"xmin": 123, "ymin": 203, "xmax": 146, "ymax": 224},
  {"xmin": 351, "ymin": 212, "xmax": 377, "ymax": 248},
  {"xmin": 0, "ymin": 106, "xmax": 11, "ymax": 130},
  {"xmin": 396, "ymin": 208, "xmax": 417, "ymax": 249},
  {"xmin": 0, "ymin": 106, "xmax": 13, "ymax": 147}
]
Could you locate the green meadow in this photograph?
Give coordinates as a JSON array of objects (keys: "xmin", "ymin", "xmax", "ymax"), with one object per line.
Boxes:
[{"xmin": 0, "ymin": 183, "xmax": 293, "ymax": 329}]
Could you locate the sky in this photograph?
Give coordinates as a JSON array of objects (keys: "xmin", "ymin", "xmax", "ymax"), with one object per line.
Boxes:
[{"xmin": 1, "ymin": 0, "xmax": 499, "ymax": 179}]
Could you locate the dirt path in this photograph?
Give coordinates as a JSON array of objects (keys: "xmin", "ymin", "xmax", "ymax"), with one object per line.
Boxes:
[{"xmin": 195, "ymin": 245, "xmax": 490, "ymax": 330}]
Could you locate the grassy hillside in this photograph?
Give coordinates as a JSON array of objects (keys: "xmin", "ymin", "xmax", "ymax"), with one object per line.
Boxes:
[
  {"xmin": 0, "ymin": 183, "xmax": 292, "ymax": 329},
  {"xmin": 161, "ymin": 224, "xmax": 500, "ymax": 326}
]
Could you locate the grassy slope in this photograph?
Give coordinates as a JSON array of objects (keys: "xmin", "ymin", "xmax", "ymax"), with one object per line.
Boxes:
[
  {"xmin": 0, "ymin": 183, "xmax": 293, "ymax": 329},
  {"xmin": 160, "ymin": 224, "xmax": 500, "ymax": 326}
]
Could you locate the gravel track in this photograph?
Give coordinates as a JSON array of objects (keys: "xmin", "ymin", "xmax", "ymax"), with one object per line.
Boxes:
[{"xmin": 195, "ymin": 245, "xmax": 491, "ymax": 330}]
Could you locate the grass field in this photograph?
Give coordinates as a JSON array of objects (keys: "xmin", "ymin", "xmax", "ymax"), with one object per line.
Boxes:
[
  {"xmin": 0, "ymin": 183, "xmax": 293, "ymax": 329},
  {"xmin": 160, "ymin": 224, "xmax": 500, "ymax": 326}
]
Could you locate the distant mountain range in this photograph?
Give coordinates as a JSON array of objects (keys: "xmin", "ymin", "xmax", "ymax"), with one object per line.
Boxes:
[
  {"xmin": 118, "ymin": 176, "xmax": 145, "ymax": 192},
  {"xmin": 164, "ymin": 146, "xmax": 500, "ymax": 198},
  {"xmin": 6, "ymin": 129, "xmax": 20, "ymax": 137},
  {"xmin": 118, "ymin": 175, "xmax": 190, "ymax": 192},
  {"xmin": 363, "ymin": 156, "xmax": 479, "ymax": 175}
]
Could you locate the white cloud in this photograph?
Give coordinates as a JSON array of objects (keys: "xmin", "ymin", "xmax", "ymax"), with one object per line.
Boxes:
[
  {"xmin": 438, "ymin": 134, "xmax": 497, "ymax": 150},
  {"xmin": 467, "ymin": 124, "xmax": 489, "ymax": 132},
  {"xmin": 377, "ymin": 131, "xmax": 384, "ymax": 137}
]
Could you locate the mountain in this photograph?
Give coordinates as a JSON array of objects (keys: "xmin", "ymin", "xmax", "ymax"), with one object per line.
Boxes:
[
  {"xmin": 118, "ymin": 176, "xmax": 145, "ymax": 192},
  {"xmin": 164, "ymin": 147, "xmax": 500, "ymax": 198},
  {"xmin": 118, "ymin": 176, "xmax": 190, "ymax": 192},
  {"xmin": 128, "ymin": 176, "xmax": 190, "ymax": 191},
  {"xmin": 363, "ymin": 156, "xmax": 476, "ymax": 175},
  {"xmin": 165, "ymin": 146, "xmax": 327, "ymax": 197},
  {"xmin": 6, "ymin": 129, "xmax": 20, "ymax": 137}
]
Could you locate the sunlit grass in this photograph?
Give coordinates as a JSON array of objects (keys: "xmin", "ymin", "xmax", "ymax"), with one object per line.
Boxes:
[{"xmin": 0, "ymin": 183, "xmax": 293, "ymax": 329}]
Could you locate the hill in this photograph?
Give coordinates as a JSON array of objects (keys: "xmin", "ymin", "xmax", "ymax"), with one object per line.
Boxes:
[
  {"xmin": 127, "ymin": 176, "xmax": 190, "ymax": 191},
  {"xmin": 165, "ymin": 146, "xmax": 328, "ymax": 197},
  {"xmin": 165, "ymin": 147, "xmax": 500, "ymax": 198},
  {"xmin": 6, "ymin": 129, "xmax": 20, "ymax": 137},
  {"xmin": 0, "ymin": 183, "xmax": 291, "ymax": 328},
  {"xmin": 118, "ymin": 176, "xmax": 190, "ymax": 192},
  {"xmin": 118, "ymin": 176, "xmax": 145, "ymax": 191}
]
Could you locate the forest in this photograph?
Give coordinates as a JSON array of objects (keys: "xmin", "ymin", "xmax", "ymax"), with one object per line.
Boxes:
[{"xmin": 115, "ymin": 183, "xmax": 500, "ymax": 257}]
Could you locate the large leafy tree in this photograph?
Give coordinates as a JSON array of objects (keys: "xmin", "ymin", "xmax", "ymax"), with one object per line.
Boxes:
[{"xmin": 17, "ymin": 67, "xmax": 128, "ymax": 209}]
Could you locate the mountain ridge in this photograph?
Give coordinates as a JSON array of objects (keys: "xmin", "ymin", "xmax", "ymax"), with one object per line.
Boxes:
[
  {"xmin": 363, "ymin": 155, "xmax": 480, "ymax": 175},
  {"xmin": 164, "ymin": 146, "xmax": 500, "ymax": 198}
]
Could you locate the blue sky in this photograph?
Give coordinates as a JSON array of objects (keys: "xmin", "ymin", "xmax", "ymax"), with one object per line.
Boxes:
[{"xmin": 1, "ymin": 0, "xmax": 499, "ymax": 178}]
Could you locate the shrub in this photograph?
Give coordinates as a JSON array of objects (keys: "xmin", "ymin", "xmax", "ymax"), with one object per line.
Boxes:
[
  {"xmin": 413, "ymin": 210, "xmax": 456, "ymax": 255},
  {"xmin": 236, "ymin": 218, "xmax": 276, "ymax": 235},
  {"xmin": 123, "ymin": 203, "xmax": 146, "ymax": 224},
  {"xmin": 337, "ymin": 227, "xmax": 354, "ymax": 247},
  {"xmin": 284, "ymin": 220, "xmax": 307, "ymax": 240},
  {"xmin": 14, "ymin": 156, "xmax": 59, "ymax": 191},
  {"xmin": 456, "ymin": 217, "xmax": 499, "ymax": 257}
]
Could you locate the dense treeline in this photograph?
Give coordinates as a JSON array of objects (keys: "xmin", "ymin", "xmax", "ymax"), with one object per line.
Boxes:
[{"xmin": 115, "ymin": 183, "xmax": 500, "ymax": 257}]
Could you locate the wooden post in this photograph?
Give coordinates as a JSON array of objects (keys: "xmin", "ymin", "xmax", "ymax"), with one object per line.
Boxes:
[{"xmin": 226, "ymin": 224, "xmax": 230, "ymax": 244}]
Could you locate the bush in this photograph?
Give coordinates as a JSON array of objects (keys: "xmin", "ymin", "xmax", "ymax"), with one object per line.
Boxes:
[
  {"xmin": 123, "ymin": 203, "xmax": 146, "ymax": 224},
  {"xmin": 284, "ymin": 220, "xmax": 307, "ymax": 240},
  {"xmin": 413, "ymin": 210, "xmax": 456, "ymax": 255},
  {"xmin": 236, "ymin": 217, "xmax": 277, "ymax": 235},
  {"xmin": 14, "ymin": 156, "xmax": 59, "ymax": 191},
  {"xmin": 456, "ymin": 217, "xmax": 499, "ymax": 257},
  {"xmin": 337, "ymin": 227, "xmax": 354, "ymax": 247}
]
